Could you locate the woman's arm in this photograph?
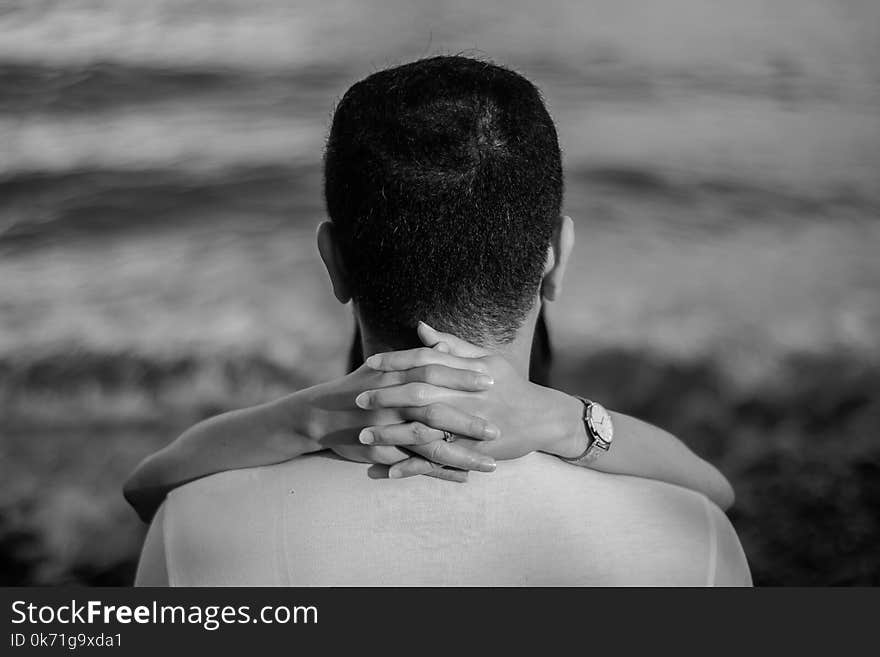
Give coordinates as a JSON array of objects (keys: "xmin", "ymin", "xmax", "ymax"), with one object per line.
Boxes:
[
  {"xmin": 123, "ymin": 396, "xmax": 318, "ymax": 523},
  {"xmin": 125, "ymin": 324, "xmax": 734, "ymax": 522},
  {"xmin": 363, "ymin": 323, "xmax": 735, "ymax": 509},
  {"xmin": 375, "ymin": 386, "xmax": 734, "ymax": 509},
  {"xmin": 123, "ymin": 360, "xmax": 500, "ymax": 522},
  {"xmin": 558, "ymin": 403, "xmax": 734, "ymax": 510}
]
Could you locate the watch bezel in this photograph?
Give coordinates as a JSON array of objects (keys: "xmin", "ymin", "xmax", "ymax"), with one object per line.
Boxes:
[
  {"xmin": 563, "ymin": 397, "xmax": 614, "ymax": 464},
  {"xmin": 585, "ymin": 401, "xmax": 613, "ymax": 450}
]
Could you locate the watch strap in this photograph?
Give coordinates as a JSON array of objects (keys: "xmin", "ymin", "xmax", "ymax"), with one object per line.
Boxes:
[{"xmin": 562, "ymin": 396, "xmax": 602, "ymax": 465}]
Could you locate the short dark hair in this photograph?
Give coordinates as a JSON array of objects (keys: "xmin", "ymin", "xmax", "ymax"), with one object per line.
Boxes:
[{"xmin": 324, "ymin": 56, "xmax": 563, "ymax": 345}]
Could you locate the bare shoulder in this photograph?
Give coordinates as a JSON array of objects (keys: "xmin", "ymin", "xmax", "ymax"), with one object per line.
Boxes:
[
  {"xmin": 165, "ymin": 465, "xmax": 279, "ymax": 533},
  {"xmin": 619, "ymin": 478, "xmax": 751, "ymax": 586},
  {"xmin": 160, "ymin": 464, "xmax": 293, "ymax": 586},
  {"xmin": 703, "ymin": 499, "xmax": 753, "ymax": 586},
  {"xmin": 134, "ymin": 503, "xmax": 169, "ymax": 586}
]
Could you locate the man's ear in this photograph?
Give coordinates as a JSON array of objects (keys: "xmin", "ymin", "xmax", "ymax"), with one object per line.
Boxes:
[
  {"xmin": 541, "ymin": 215, "xmax": 575, "ymax": 302},
  {"xmin": 316, "ymin": 221, "xmax": 351, "ymax": 304}
]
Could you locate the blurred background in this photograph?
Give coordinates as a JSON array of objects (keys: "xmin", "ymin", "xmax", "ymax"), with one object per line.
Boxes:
[{"xmin": 1, "ymin": 0, "xmax": 878, "ymax": 585}]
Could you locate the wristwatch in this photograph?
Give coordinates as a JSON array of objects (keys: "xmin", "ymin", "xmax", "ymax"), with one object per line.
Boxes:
[{"xmin": 562, "ymin": 397, "xmax": 614, "ymax": 466}]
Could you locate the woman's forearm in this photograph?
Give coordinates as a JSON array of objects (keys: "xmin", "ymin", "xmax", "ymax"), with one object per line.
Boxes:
[
  {"xmin": 542, "ymin": 392, "xmax": 734, "ymax": 509},
  {"xmin": 123, "ymin": 392, "xmax": 322, "ymax": 523},
  {"xmin": 123, "ymin": 376, "xmax": 735, "ymax": 522},
  {"xmin": 601, "ymin": 411, "xmax": 733, "ymax": 509}
]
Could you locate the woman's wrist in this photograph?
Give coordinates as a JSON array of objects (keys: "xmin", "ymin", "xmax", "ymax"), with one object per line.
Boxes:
[
  {"xmin": 262, "ymin": 387, "xmax": 327, "ymax": 456},
  {"xmin": 536, "ymin": 387, "xmax": 588, "ymax": 459}
]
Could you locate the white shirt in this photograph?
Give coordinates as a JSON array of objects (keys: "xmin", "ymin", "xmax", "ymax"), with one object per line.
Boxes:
[{"xmin": 136, "ymin": 451, "xmax": 751, "ymax": 586}]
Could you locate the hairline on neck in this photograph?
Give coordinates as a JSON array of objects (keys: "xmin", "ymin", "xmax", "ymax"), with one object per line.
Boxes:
[{"xmin": 354, "ymin": 297, "xmax": 543, "ymax": 378}]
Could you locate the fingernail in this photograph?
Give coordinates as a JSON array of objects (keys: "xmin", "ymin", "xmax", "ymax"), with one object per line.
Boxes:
[
  {"xmin": 359, "ymin": 429, "xmax": 374, "ymax": 445},
  {"xmin": 477, "ymin": 459, "xmax": 497, "ymax": 473},
  {"xmin": 365, "ymin": 355, "xmax": 381, "ymax": 369},
  {"xmin": 475, "ymin": 374, "xmax": 494, "ymax": 388},
  {"xmin": 484, "ymin": 424, "xmax": 501, "ymax": 440},
  {"xmin": 388, "ymin": 468, "xmax": 402, "ymax": 479},
  {"xmin": 420, "ymin": 321, "xmax": 436, "ymax": 332},
  {"xmin": 355, "ymin": 392, "xmax": 371, "ymax": 409}
]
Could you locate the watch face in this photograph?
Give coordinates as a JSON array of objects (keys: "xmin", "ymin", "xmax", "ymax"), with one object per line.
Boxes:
[{"xmin": 588, "ymin": 402, "xmax": 614, "ymax": 444}]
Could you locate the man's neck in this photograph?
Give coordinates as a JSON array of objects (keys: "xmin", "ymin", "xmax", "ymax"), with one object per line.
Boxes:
[{"xmin": 357, "ymin": 302, "xmax": 541, "ymax": 378}]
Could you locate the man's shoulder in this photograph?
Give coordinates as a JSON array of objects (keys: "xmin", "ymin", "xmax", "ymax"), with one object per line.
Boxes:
[
  {"xmin": 169, "ymin": 453, "xmax": 345, "ymax": 501},
  {"xmin": 164, "ymin": 452, "xmax": 362, "ymax": 537},
  {"xmin": 507, "ymin": 455, "xmax": 751, "ymax": 585},
  {"xmin": 159, "ymin": 460, "xmax": 315, "ymax": 586},
  {"xmin": 167, "ymin": 451, "xmax": 717, "ymax": 530},
  {"xmin": 510, "ymin": 452, "xmax": 713, "ymax": 513},
  {"xmin": 159, "ymin": 452, "xmax": 751, "ymax": 586},
  {"xmin": 169, "ymin": 464, "xmax": 269, "ymax": 502}
]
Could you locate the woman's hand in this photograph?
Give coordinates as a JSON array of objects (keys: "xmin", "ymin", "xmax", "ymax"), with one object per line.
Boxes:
[
  {"xmin": 356, "ymin": 322, "xmax": 735, "ymax": 512},
  {"xmin": 356, "ymin": 322, "xmax": 582, "ymax": 478},
  {"xmin": 124, "ymin": 344, "xmax": 504, "ymax": 520},
  {"xmin": 304, "ymin": 353, "xmax": 501, "ymax": 482},
  {"xmin": 125, "ymin": 321, "xmax": 735, "ymax": 524}
]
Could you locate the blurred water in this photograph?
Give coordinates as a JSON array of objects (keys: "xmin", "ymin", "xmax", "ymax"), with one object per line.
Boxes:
[
  {"xmin": 1, "ymin": 0, "xmax": 879, "ymax": 586},
  {"xmin": 2, "ymin": 0, "xmax": 879, "ymax": 372},
  {"xmin": 2, "ymin": 1, "xmax": 879, "ymax": 190}
]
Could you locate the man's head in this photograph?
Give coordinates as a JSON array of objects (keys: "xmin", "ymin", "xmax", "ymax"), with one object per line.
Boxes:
[{"xmin": 319, "ymin": 56, "xmax": 573, "ymax": 351}]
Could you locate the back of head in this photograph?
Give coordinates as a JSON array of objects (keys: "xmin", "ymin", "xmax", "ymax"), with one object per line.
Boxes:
[{"xmin": 324, "ymin": 56, "xmax": 563, "ymax": 346}]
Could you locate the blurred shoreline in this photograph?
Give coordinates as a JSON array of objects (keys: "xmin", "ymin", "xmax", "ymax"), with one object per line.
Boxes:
[
  {"xmin": 1, "ymin": 0, "xmax": 878, "ymax": 585},
  {"xmin": 3, "ymin": 345, "xmax": 878, "ymax": 585},
  {"xmin": 3, "ymin": 161, "xmax": 878, "ymax": 248}
]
